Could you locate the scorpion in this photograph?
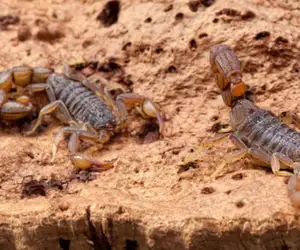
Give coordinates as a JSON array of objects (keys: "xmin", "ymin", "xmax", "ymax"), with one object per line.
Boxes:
[
  {"xmin": 186, "ymin": 44, "xmax": 300, "ymax": 208},
  {"xmin": 0, "ymin": 64, "xmax": 164, "ymax": 170}
]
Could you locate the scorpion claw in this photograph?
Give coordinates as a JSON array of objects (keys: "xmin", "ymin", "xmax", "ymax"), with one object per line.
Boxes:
[
  {"xmin": 142, "ymin": 99, "xmax": 165, "ymax": 135},
  {"xmin": 70, "ymin": 153, "xmax": 114, "ymax": 171}
]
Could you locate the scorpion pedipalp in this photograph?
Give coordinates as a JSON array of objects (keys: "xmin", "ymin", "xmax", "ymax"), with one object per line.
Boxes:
[
  {"xmin": 116, "ymin": 93, "xmax": 165, "ymax": 135},
  {"xmin": 70, "ymin": 153, "xmax": 114, "ymax": 171}
]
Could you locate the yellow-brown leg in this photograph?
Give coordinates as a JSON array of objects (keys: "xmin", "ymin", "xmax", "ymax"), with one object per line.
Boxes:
[
  {"xmin": 52, "ymin": 126, "xmax": 113, "ymax": 170},
  {"xmin": 25, "ymin": 100, "xmax": 73, "ymax": 135},
  {"xmin": 270, "ymin": 152, "xmax": 295, "ymax": 177},
  {"xmin": 0, "ymin": 89, "xmax": 7, "ymax": 108},
  {"xmin": 183, "ymin": 133, "xmax": 231, "ymax": 164},
  {"xmin": 115, "ymin": 93, "xmax": 164, "ymax": 134},
  {"xmin": 280, "ymin": 111, "xmax": 300, "ymax": 129}
]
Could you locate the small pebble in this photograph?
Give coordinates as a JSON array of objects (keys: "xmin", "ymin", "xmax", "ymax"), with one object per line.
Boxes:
[{"xmin": 58, "ymin": 201, "xmax": 70, "ymax": 211}]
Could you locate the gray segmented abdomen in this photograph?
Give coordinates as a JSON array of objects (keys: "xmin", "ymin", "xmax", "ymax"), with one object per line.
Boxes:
[
  {"xmin": 48, "ymin": 74, "xmax": 116, "ymax": 129},
  {"xmin": 238, "ymin": 110, "xmax": 300, "ymax": 162}
]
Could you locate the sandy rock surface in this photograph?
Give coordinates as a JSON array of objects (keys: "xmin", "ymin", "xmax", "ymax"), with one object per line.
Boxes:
[{"xmin": 0, "ymin": 0, "xmax": 299, "ymax": 249}]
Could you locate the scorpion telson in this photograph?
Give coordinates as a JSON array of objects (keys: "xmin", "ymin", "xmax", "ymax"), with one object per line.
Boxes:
[
  {"xmin": 186, "ymin": 44, "xmax": 300, "ymax": 208},
  {"xmin": 0, "ymin": 64, "xmax": 165, "ymax": 171}
]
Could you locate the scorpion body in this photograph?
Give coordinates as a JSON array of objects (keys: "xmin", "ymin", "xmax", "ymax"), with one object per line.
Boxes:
[
  {"xmin": 0, "ymin": 64, "xmax": 164, "ymax": 171},
  {"xmin": 231, "ymin": 99, "xmax": 300, "ymax": 164},
  {"xmin": 186, "ymin": 44, "xmax": 300, "ymax": 207},
  {"xmin": 48, "ymin": 73, "xmax": 116, "ymax": 130}
]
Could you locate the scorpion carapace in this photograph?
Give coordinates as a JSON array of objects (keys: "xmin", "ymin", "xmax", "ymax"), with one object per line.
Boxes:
[
  {"xmin": 187, "ymin": 44, "xmax": 300, "ymax": 208},
  {"xmin": 0, "ymin": 64, "xmax": 165, "ymax": 172}
]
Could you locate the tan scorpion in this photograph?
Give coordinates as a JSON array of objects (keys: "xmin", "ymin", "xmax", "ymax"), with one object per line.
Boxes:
[
  {"xmin": 186, "ymin": 44, "xmax": 300, "ymax": 208},
  {"xmin": 0, "ymin": 64, "xmax": 164, "ymax": 171}
]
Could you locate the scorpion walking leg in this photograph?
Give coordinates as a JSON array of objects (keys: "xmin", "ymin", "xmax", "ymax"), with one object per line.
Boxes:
[
  {"xmin": 209, "ymin": 134, "xmax": 248, "ymax": 179},
  {"xmin": 0, "ymin": 89, "xmax": 7, "ymax": 107},
  {"xmin": 210, "ymin": 135, "xmax": 273, "ymax": 179},
  {"xmin": 280, "ymin": 111, "xmax": 300, "ymax": 129},
  {"xmin": 26, "ymin": 100, "xmax": 73, "ymax": 135},
  {"xmin": 116, "ymin": 93, "xmax": 164, "ymax": 134},
  {"xmin": 287, "ymin": 163, "xmax": 300, "ymax": 208},
  {"xmin": 270, "ymin": 152, "xmax": 295, "ymax": 177},
  {"xmin": 184, "ymin": 133, "xmax": 231, "ymax": 163},
  {"xmin": 52, "ymin": 127, "xmax": 113, "ymax": 170}
]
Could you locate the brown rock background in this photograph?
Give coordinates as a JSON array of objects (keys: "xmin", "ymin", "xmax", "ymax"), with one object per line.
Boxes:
[{"xmin": 0, "ymin": 0, "xmax": 299, "ymax": 249}]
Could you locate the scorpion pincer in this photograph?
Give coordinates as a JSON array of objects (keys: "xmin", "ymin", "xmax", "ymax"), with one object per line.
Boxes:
[
  {"xmin": 0, "ymin": 64, "xmax": 164, "ymax": 171},
  {"xmin": 188, "ymin": 44, "xmax": 300, "ymax": 208}
]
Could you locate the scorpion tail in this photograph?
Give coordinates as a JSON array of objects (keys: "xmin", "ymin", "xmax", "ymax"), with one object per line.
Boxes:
[{"xmin": 209, "ymin": 44, "xmax": 250, "ymax": 107}]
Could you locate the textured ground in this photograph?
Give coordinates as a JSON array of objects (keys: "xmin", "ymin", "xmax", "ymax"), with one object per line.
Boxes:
[{"xmin": 0, "ymin": 0, "xmax": 300, "ymax": 249}]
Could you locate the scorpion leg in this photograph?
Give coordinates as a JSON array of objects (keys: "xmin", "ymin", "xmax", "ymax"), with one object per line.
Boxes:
[
  {"xmin": 270, "ymin": 152, "xmax": 294, "ymax": 177},
  {"xmin": 0, "ymin": 71, "xmax": 13, "ymax": 108},
  {"xmin": 25, "ymin": 83, "xmax": 57, "ymax": 102},
  {"xmin": 287, "ymin": 163, "xmax": 300, "ymax": 208},
  {"xmin": 115, "ymin": 93, "xmax": 164, "ymax": 134},
  {"xmin": 224, "ymin": 138, "xmax": 293, "ymax": 177},
  {"xmin": 209, "ymin": 134, "xmax": 248, "ymax": 179},
  {"xmin": 230, "ymin": 137, "xmax": 293, "ymax": 176},
  {"xmin": 210, "ymin": 135, "xmax": 272, "ymax": 180},
  {"xmin": 52, "ymin": 126, "xmax": 113, "ymax": 170},
  {"xmin": 25, "ymin": 100, "xmax": 73, "ymax": 135},
  {"xmin": 0, "ymin": 89, "xmax": 7, "ymax": 108},
  {"xmin": 280, "ymin": 111, "xmax": 300, "ymax": 129},
  {"xmin": 183, "ymin": 133, "xmax": 231, "ymax": 164}
]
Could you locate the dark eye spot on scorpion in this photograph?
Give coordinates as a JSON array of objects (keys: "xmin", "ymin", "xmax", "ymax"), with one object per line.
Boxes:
[
  {"xmin": 201, "ymin": 187, "xmax": 216, "ymax": 194},
  {"xmin": 136, "ymin": 122, "xmax": 160, "ymax": 144},
  {"xmin": 96, "ymin": 0, "xmax": 120, "ymax": 27},
  {"xmin": 177, "ymin": 161, "xmax": 198, "ymax": 174}
]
